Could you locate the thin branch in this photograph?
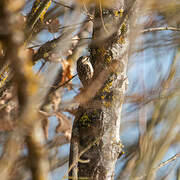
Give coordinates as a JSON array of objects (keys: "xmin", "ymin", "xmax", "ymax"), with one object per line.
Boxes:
[
  {"xmin": 136, "ymin": 153, "xmax": 180, "ymax": 180},
  {"xmin": 51, "ymin": 74, "xmax": 77, "ymax": 93},
  {"xmin": 68, "ymin": 137, "xmax": 100, "ymax": 173},
  {"xmin": 62, "ymin": 137, "xmax": 100, "ymax": 180},
  {"xmin": 142, "ymin": 26, "xmax": 180, "ymax": 33},
  {"xmin": 28, "ymin": 37, "xmax": 91, "ymax": 49},
  {"xmin": 99, "ymin": 0, "xmax": 109, "ymax": 34},
  {"xmin": 158, "ymin": 153, "xmax": 180, "ymax": 168},
  {"xmin": 37, "ymin": 60, "xmax": 47, "ymax": 74}
]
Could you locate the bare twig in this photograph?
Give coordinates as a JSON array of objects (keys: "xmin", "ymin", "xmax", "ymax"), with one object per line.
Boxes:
[
  {"xmin": 135, "ymin": 153, "xmax": 180, "ymax": 180},
  {"xmin": 62, "ymin": 137, "xmax": 100, "ymax": 180},
  {"xmin": 142, "ymin": 26, "xmax": 180, "ymax": 33},
  {"xmin": 51, "ymin": 74, "xmax": 77, "ymax": 93},
  {"xmin": 99, "ymin": 0, "xmax": 109, "ymax": 34}
]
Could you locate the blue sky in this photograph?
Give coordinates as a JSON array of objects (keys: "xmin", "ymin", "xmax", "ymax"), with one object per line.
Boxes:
[{"xmin": 22, "ymin": 1, "xmax": 180, "ymax": 179}]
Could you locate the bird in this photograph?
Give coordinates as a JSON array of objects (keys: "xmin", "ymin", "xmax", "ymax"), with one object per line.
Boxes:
[{"xmin": 76, "ymin": 56, "xmax": 94, "ymax": 88}]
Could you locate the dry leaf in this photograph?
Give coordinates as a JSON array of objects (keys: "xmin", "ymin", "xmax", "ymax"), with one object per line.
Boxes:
[{"xmin": 55, "ymin": 112, "xmax": 72, "ymax": 141}]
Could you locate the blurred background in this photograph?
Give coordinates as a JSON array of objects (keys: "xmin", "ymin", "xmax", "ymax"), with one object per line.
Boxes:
[{"xmin": 0, "ymin": 0, "xmax": 180, "ymax": 179}]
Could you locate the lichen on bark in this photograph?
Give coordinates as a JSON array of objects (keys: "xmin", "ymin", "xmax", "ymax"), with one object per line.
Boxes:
[{"xmin": 69, "ymin": 1, "xmax": 130, "ymax": 179}]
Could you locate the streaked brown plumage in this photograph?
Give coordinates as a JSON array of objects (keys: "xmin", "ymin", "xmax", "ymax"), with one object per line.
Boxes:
[{"xmin": 76, "ymin": 56, "xmax": 94, "ymax": 87}]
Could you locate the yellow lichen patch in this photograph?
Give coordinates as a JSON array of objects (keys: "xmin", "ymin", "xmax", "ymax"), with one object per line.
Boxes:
[
  {"xmin": 114, "ymin": 10, "xmax": 119, "ymax": 17},
  {"xmin": 31, "ymin": 0, "xmax": 52, "ymax": 22},
  {"xmin": 103, "ymin": 101, "xmax": 111, "ymax": 108},
  {"xmin": 31, "ymin": 0, "xmax": 41, "ymax": 16},
  {"xmin": 118, "ymin": 150, "xmax": 125, "ymax": 158},
  {"xmin": 120, "ymin": 23, "xmax": 127, "ymax": 35},
  {"xmin": 97, "ymin": 47, "xmax": 106, "ymax": 56},
  {"xmin": 0, "ymin": 65, "xmax": 10, "ymax": 88},
  {"xmin": 101, "ymin": 95, "xmax": 105, "ymax": 99},
  {"xmin": 102, "ymin": 81, "xmax": 112, "ymax": 93},
  {"xmin": 0, "ymin": 74, "xmax": 8, "ymax": 86},
  {"xmin": 112, "ymin": 94, "xmax": 115, "ymax": 101},
  {"xmin": 118, "ymin": 142, "xmax": 125, "ymax": 157},
  {"xmin": 119, "ymin": 8, "xmax": 124, "ymax": 17},
  {"xmin": 113, "ymin": 8, "xmax": 124, "ymax": 17},
  {"xmin": 105, "ymin": 56, "xmax": 112, "ymax": 63},
  {"xmin": 79, "ymin": 113, "xmax": 91, "ymax": 127},
  {"xmin": 118, "ymin": 36, "xmax": 125, "ymax": 44},
  {"xmin": 118, "ymin": 22, "xmax": 128, "ymax": 44},
  {"xmin": 43, "ymin": 52, "xmax": 49, "ymax": 58},
  {"xmin": 102, "ymin": 86, "xmax": 110, "ymax": 93},
  {"xmin": 97, "ymin": 47, "xmax": 112, "ymax": 64},
  {"xmin": 39, "ymin": 0, "xmax": 52, "ymax": 22}
]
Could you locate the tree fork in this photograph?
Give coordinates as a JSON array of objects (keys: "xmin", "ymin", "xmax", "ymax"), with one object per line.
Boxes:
[{"xmin": 69, "ymin": 1, "xmax": 132, "ymax": 179}]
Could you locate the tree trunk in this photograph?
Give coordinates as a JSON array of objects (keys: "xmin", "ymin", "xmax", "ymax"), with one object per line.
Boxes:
[{"xmin": 69, "ymin": 0, "xmax": 135, "ymax": 179}]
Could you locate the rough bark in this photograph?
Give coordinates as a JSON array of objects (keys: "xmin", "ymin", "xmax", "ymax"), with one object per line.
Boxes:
[{"xmin": 69, "ymin": 0, "xmax": 136, "ymax": 179}]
